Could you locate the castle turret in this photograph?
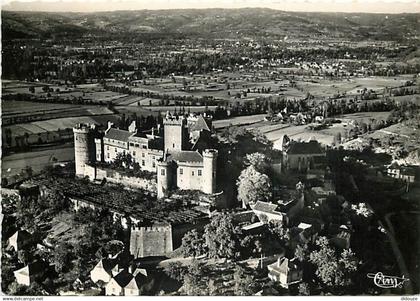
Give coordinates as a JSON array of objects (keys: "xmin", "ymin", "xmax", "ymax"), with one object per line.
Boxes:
[
  {"xmin": 202, "ymin": 149, "xmax": 218, "ymax": 194},
  {"xmin": 156, "ymin": 157, "xmax": 172, "ymax": 199},
  {"xmin": 163, "ymin": 116, "xmax": 187, "ymax": 152},
  {"xmin": 73, "ymin": 123, "xmax": 96, "ymax": 177}
]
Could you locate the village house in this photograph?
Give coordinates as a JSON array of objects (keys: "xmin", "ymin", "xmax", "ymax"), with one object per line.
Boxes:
[
  {"xmin": 289, "ymin": 221, "xmax": 321, "ymax": 250},
  {"xmin": 105, "ymin": 269, "xmax": 132, "ymax": 296},
  {"xmin": 273, "ymin": 135, "xmax": 326, "ymax": 172},
  {"xmin": 387, "ymin": 163, "xmax": 418, "ymax": 183},
  {"xmin": 124, "ymin": 268, "xmax": 148, "ymax": 296},
  {"xmin": 14, "ymin": 260, "xmax": 47, "ymax": 286},
  {"xmin": 90, "ymin": 258, "xmax": 121, "ymax": 284},
  {"xmin": 105, "ymin": 267, "xmax": 149, "ymax": 296},
  {"xmin": 267, "ymin": 256, "xmax": 303, "ymax": 288},
  {"xmin": 330, "ymin": 224, "xmax": 352, "ymax": 249},
  {"xmin": 250, "ymin": 201, "xmax": 285, "ymax": 224},
  {"xmin": 7, "ymin": 230, "xmax": 33, "ymax": 253}
]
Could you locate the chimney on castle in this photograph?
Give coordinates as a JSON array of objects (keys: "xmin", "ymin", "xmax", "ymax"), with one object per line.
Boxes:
[
  {"xmin": 128, "ymin": 120, "xmax": 137, "ymax": 133},
  {"xmin": 107, "ymin": 121, "xmax": 114, "ymax": 132}
]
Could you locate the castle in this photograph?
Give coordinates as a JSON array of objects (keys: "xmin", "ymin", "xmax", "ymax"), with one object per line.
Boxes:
[{"xmin": 73, "ymin": 112, "xmax": 218, "ymax": 198}]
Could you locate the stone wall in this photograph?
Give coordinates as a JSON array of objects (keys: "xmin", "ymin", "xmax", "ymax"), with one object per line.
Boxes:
[
  {"xmin": 84, "ymin": 164, "xmax": 157, "ymax": 192},
  {"xmin": 130, "ymin": 225, "xmax": 173, "ymax": 258}
]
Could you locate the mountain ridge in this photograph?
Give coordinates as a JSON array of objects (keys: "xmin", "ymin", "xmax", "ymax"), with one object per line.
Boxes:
[{"xmin": 2, "ymin": 8, "xmax": 419, "ymax": 41}]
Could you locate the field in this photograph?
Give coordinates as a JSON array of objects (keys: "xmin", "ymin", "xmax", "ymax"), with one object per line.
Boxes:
[
  {"xmin": 295, "ymin": 75, "xmax": 413, "ymax": 98},
  {"xmin": 339, "ymin": 111, "xmax": 391, "ymax": 123},
  {"xmin": 2, "ymin": 144, "xmax": 75, "ymax": 177},
  {"xmin": 2, "ymin": 99, "xmax": 114, "ymax": 125},
  {"xmin": 213, "ymin": 114, "xmax": 267, "ymax": 129}
]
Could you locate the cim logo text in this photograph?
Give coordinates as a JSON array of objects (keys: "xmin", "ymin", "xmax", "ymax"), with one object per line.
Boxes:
[{"xmin": 367, "ymin": 272, "xmax": 409, "ymax": 289}]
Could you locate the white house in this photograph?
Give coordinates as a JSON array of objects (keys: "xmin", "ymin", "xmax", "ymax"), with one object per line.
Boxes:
[
  {"xmin": 90, "ymin": 258, "xmax": 120, "ymax": 284},
  {"xmin": 124, "ymin": 268, "xmax": 148, "ymax": 296},
  {"xmin": 14, "ymin": 261, "xmax": 46, "ymax": 286},
  {"xmin": 267, "ymin": 256, "xmax": 302, "ymax": 288},
  {"xmin": 105, "ymin": 270, "xmax": 133, "ymax": 296}
]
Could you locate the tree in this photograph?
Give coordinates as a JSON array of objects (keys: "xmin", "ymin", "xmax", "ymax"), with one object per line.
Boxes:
[
  {"xmin": 103, "ymin": 240, "xmax": 124, "ymax": 257},
  {"xmin": 1, "ymin": 257, "xmax": 17, "ymax": 292},
  {"xmin": 245, "ymin": 152, "xmax": 271, "ymax": 173},
  {"xmin": 268, "ymin": 220, "xmax": 290, "ymax": 246},
  {"xmin": 53, "ymin": 242, "xmax": 73, "ymax": 273},
  {"xmin": 204, "ymin": 213, "xmax": 239, "ymax": 259},
  {"xmin": 298, "ymin": 282, "xmax": 310, "ymax": 295},
  {"xmin": 164, "ymin": 262, "xmax": 186, "ymax": 282},
  {"xmin": 233, "ymin": 265, "xmax": 255, "ymax": 296},
  {"xmin": 183, "ymin": 259, "xmax": 205, "ymax": 295},
  {"xmin": 18, "ymin": 248, "xmax": 33, "ymax": 265},
  {"xmin": 113, "ymin": 152, "xmax": 133, "ymax": 168},
  {"xmin": 8, "ymin": 282, "xmax": 44, "ymax": 295},
  {"xmin": 309, "ymin": 237, "xmax": 358, "ymax": 291},
  {"xmin": 180, "ymin": 230, "xmax": 206, "ymax": 258},
  {"xmin": 295, "ymin": 242, "xmax": 309, "ymax": 262},
  {"xmin": 237, "ymin": 166, "xmax": 272, "ymax": 208},
  {"xmin": 208, "ymin": 279, "xmax": 218, "ymax": 295}
]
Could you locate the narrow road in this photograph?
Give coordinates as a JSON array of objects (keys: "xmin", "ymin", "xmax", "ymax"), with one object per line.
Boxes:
[{"xmin": 379, "ymin": 210, "xmax": 420, "ymax": 294}]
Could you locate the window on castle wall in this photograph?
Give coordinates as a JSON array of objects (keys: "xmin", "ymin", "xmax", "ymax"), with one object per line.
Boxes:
[
  {"xmin": 142, "ymin": 160, "xmax": 145, "ymax": 166},
  {"xmin": 161, "ymin": 169, "xmax": 165, "ymax": 176},
  {"xmin": 173, "ymin": 143, "xmax": 175, "ymax": 148},
  {"xmin": 198, "ymin": 169, "xmax": 202, "ymax": 176},
  {"xmin": 142, "ymin": 153, "xmax": 145, "ymax": 158},
  {"xmin": 107, "ymin": 146, "xmax": 109, "ymax": 150},
  {"xmin": 153, "ymin": 162, "xmax": 155, "ymax": 168},
  {"xmin": 180, "ymin": 168, "xmax": 183, "ymax": 175},
  {"xmin": 133, "ymin": 151, "xmax": 136, "ymax": 156},
  {"xmin": 192, "ymin": 171, "xmax": 195, "ymax": 176},
  {"xmin": 115, "ymin": 148, "xmax": 117, "ymax": 153},
  {"xmin": 107, "ymin": 153, "xmax": 110, "ymax": 158}
]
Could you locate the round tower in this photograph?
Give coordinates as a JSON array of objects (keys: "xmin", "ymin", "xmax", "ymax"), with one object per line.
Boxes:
[
  {"xmin": 156, "ymin": 159, "xmax": 172, "ymax": 199},
  {"xmin": 73, "ymin": 123, "xmax": 96, "ymax": 177},
  {"xmin": 202, "ymin": 149, "xmax": 218, "ymax": 194}
]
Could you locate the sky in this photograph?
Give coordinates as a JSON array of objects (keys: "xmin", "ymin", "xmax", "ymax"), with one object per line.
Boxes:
[{"xmin": 2, "ymin": 0, "xmax": 420, "ymax": 13}]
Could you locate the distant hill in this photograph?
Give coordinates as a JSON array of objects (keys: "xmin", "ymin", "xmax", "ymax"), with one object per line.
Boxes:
[{"xmin": 2, "ymin": 8, "xmax": 420, "ymax": 41}]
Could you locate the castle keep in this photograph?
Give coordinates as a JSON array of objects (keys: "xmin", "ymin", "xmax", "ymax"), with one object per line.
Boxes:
[{"xmin": 73, "ymin": 113, "xmax": 218, "ymax": 198}]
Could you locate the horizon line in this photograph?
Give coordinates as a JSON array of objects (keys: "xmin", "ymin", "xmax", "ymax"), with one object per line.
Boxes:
[
  {"xmin": 2, "ymin": 0, "xmax": 420, "ymax": 14},
  {"xmin": 3, "ymin": 7, "xmax": 420, "ymax": 14}
]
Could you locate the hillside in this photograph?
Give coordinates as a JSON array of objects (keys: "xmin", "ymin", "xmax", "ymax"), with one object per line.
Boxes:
[{"xmin": 2, "ymin": 8, "xmax": 420, "ymax": 41}]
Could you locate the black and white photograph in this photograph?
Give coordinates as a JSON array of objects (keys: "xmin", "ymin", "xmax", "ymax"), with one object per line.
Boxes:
[{"xmin": 1, "ymin": 0, "xmax": 419, "ymax": 298}]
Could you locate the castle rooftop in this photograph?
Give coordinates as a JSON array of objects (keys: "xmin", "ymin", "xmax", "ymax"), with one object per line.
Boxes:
[
  {"xmin": 167, "ymin": 150, "xmax": 203, "ymax": 163},
  {"xmin": 287, "ymin": 140, "xmax": 324, "ymax": 155},
  {"xmin": 190, "ymin": 115, "xmax": 211, "ymax": 132},
  {"xmin": 104, "ymin": 128, "xmax": 134, "ymax": 142}
]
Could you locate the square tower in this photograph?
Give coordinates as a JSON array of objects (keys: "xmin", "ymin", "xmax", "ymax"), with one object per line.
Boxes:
[{"xmin": 163, "ymin": 116, "xmax": 187, "ymax": 152}]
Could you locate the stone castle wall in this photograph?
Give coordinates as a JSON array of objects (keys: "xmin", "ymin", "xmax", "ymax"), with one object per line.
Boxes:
[
  {"xmin": 84, "ymin": 164, "xmax": 157, "ymax": 192},
  {"xmin": 129, "ymin": 225, "xmax": 173, "ymax": 258}
]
